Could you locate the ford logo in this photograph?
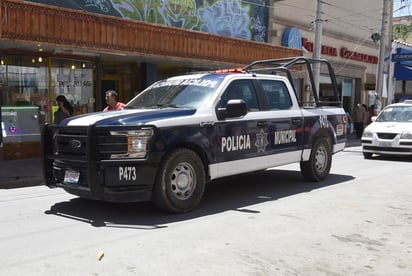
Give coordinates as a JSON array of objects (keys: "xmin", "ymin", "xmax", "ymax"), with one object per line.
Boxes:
[{"xmin": 69, "ymin": 139, "xmax": 82, "ymax": 149}]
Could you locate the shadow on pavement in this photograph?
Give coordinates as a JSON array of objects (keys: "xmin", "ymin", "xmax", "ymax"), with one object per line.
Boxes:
[
  {"xmin": 365, "ymin": 155, "xmax": 412, "ymax": 163},
  {"xmin": 45, "ymin": 169, "xmax": 354, "ymax": 229}
]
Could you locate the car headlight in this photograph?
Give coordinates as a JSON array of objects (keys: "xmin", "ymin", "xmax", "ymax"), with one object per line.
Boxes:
[
  {"xmin": 400, "ymin": 131, "xmax": 412, "ymax": 139},
  {"xmin": 109, "ymin": 128, "xmax": 154, "ymax": 159},
  {"xmin": 362, "ymin": 130, "xmax": 373, "ymax": 138}
]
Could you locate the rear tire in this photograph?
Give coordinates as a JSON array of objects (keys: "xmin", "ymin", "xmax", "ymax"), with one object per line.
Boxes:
[
  {"xmin": 300, "ymin": 137, "xmax": 332, "ymax": 182},
  {"xmin": 152, "ymin": 148, "xmax": 205, "ymax": 213}
]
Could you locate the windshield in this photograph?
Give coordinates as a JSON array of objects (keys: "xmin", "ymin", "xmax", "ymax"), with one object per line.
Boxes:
[
  {"xmin": 126, "ymin": 76, "xmax": 223, "ymax": 109},
  {"xmin": 376, "ymin": 106, "xmax": 412, "ymax": 122}
]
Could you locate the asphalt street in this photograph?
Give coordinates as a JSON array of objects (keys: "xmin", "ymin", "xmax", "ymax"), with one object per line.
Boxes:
[{"xmin": 1, "ymin": 142, "xmax": 411, "ymax": 276}]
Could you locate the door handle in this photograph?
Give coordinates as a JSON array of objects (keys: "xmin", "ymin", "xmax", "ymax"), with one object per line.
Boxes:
[
  {"xmin": 257, "ymin": 121, "xmax": 268, "ymax": 128},
  {"xmin": 292, "ymin": 118, "xmax": 302, "ymax": 125}
]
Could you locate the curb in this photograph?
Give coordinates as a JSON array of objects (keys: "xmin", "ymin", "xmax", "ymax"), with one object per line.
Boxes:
[{"xmin": 0, "ymin": 177, "xmax": 44, "ymax": 189}]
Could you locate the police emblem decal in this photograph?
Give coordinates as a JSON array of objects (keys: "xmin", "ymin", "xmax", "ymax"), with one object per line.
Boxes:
[{"xmin": 255, "ymin": 129, "xmax": 268, "ymax": 152}]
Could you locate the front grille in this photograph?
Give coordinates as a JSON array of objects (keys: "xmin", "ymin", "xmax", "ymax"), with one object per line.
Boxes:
[
  {"xmin": 54, "ymin": 127, "xmax": 88, "ymax": 159},
  {"xmin": 46, "ymin": 126, "xmax": 91, "ymax": 189},
  {"xmin": 50, "ymin": 126, "xmax": 136, "ymax": 162},
  {"xmin": 97, "ymin": 131, "xmax": 128, "ymax": 159},
  {"xmin": 377, "ymin": 133, "xmax": 397, "ymax": 139}
]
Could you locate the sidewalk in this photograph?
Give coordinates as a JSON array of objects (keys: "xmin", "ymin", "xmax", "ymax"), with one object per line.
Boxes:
[
  {"xmin": 0, "ymin": 135, "xmax": 362, "ymax": 189},
  {"xmin": 344, "ymin": 133, "xmax": 362, "ymax": 147},
  {"xmin": 0, "ymin": 157, "xmax": 43, "ymax": 189}
]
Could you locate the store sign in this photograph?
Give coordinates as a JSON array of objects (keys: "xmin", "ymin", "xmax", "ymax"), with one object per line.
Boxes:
[
  {"xmin": 392, "ymin": 53, "xmax": 412, "ymax": 62},
  {"xmin": 340, "ymin": 48, "xmax": 378, "ymax": 64},
  {"xmin": 301, "ymin": 37, "xmax": 378, "ymax": 64},
  {"xmin": 302, "ymin": 38, "xmax": 337, "ymax": 56}
]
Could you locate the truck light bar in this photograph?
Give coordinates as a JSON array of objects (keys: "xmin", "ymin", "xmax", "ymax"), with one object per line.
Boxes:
[{"xmin": 215, "ymin": 68, "xmax": 244, "ymax": 74}]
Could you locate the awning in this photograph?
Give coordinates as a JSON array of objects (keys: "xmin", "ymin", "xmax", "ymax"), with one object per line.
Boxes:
[{"xmin": 394, "ymin": 48, "xmax": 412, "ymax": 80}]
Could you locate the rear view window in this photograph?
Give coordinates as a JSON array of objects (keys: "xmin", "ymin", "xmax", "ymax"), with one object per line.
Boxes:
[
  {"xmin": 218, "ymin": 79, "xmax": 259, "ymax": 111},
  {"xmin": 259, "ymin": 80, "xmax": 292, "ymax": 110}
]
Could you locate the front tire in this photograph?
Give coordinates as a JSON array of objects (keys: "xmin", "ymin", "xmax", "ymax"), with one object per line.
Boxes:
[
  {"xmin": 300, "ymin": 137, "xmax": 332, "ymax": 182},
  {"xmin": 152, "ymin": 148, "xmax": 206, "ymax": 213}
]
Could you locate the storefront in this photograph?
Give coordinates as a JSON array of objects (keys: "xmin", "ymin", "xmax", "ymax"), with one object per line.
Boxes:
[{"xmin": 0, "ymin": 54, "xmax": 213, "ymax": 159}]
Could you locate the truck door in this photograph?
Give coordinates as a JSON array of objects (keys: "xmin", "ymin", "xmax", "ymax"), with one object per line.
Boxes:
[
  {"xmin": 257, "ymin": 79, "xmax": 303, "ymax": 164},
  {"xmin": 214, "ymin": 79, "xmax": 282, "ymax": 178}
]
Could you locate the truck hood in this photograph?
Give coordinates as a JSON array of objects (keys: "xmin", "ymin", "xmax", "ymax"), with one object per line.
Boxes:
[
  {"xmin": 63, "ymin": 108, "xmax": 197, "ymax": 126},
  {"xmin": 364, "ymin": 121, "xmax": 412, "ymax": 134}
]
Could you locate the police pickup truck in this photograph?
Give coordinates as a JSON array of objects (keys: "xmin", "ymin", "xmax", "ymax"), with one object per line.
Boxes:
[{"xmin": 42, "ymin": 57, "xmax": 346, "ymax": 213}]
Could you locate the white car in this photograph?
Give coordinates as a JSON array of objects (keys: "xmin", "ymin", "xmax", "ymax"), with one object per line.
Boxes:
[{"xmin": 362, "ymin": 100, "xmax": 412, "ymax": 159}]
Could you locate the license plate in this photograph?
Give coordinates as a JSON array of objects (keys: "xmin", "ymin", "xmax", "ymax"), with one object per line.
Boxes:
[
  {"xmin": 64, "ymin": 170, "xmax": 80, "ymax": 184},
  {"xmin": 379, "ymin": 141, "xmax": 392, "ymax": 147}
]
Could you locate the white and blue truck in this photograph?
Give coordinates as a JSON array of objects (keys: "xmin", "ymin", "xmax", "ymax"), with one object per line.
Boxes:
[{"xmin": 42, "ymin": 57, "xmax": 347, "ymax": 213}]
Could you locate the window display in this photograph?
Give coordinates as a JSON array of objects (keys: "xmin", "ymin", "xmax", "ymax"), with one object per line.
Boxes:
[
  {"xmin": 51, "ymin": 59, "xmax": 94, "ymax": 118},
  {"xmin": 0, "ymin": 55, "xmax": 94, "ymax": 124}
]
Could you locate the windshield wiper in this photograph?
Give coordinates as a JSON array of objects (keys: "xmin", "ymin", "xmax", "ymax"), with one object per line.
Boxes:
[
  {"xmin": 124, "ymin": 104, "xmax": 182, "ymax": 109},
  {"xmin": 123, "ymin": 106, "xmax": 137, "ymax": 109},
  {"xmin": 157, "ymin": 103, "xmax": 181, "ymax": 108}
]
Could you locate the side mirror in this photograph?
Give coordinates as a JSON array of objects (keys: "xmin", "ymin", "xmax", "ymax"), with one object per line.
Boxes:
[{"xmin": 217, "ymin": 99, "xmax": 248, "ymax": 120}]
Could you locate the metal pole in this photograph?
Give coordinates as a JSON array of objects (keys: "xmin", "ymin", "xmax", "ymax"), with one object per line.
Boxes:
[
  {"xmin": 387, "ymin": 0, "xmax": 394, "ymax": 104},
  {"xmin": 375, "ymin": 0, "xmax": 390, "ymax": 113},
  {"xmin": 313, "ymin": 0, "xmax": 323, "ymax": 97},
  {"xmin": 48, "ymin": 57, "xmax": 53, "ymax": 123}
]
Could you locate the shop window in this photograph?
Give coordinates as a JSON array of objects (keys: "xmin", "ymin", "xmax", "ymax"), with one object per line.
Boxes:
[
  {"xmin": 0, "ymin": 55, "xmax": 48, "ymax": 123},
  {"xmin": 0, "ymin": 55, "xmax": 94, "ymax": 124},
  {"xmin": 51, "ymin": 59, "xmax": 94, "ymax": 117}
]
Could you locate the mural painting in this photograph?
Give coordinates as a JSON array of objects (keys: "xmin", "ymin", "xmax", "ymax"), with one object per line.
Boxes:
[{"xmin": 27, "ymin": 0, "xmax": 268, "ymax": 42}]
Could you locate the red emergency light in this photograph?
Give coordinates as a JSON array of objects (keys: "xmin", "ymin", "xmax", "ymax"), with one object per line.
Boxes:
[{"xmin": 215, "ymin": 68, "xmax": 244, "ymax": 74}]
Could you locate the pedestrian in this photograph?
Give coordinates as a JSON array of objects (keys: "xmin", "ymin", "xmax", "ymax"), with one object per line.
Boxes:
[
  {"xmin": 352, "ymin": 103, "xmax": 367, "ymax": 138},
  {"xmin": 54, "ymin": 95, "xmax": 74, "ymax": 124},
  {"xmin": 345, "ymin": 111, "xmax": 353, "ymax": 134},
  {"xmin": 369, "ymin": 104, "xmax": 375, "ymax": 120},
  {"xmin": 362, "ymin": 104, "xmax": 369, "ymax": 125},
  {"xmin": 103, "ymin": 90, "xmax": 125, "ymax": 111}
]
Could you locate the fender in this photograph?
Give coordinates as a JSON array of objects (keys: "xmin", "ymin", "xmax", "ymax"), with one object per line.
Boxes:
[
  {"xmin": 301, "ymin": 115, "xmax": 340, "ymax": 161},
  {"xmin": 152, "ymin": 124, "xmax": 218, "ymax": 176}
]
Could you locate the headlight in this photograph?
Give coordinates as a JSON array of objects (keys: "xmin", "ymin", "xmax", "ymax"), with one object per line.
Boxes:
[
  {"xmin": 400, "ymin": 131, "xmax": 412, "ymax": 139},
  {"xmin": 362, "ymin": 130, "xmax": 373, "ymax": 138},
  {"xmin": 109, "ymin": 128, "xmax": 154, "ymax": 159}
]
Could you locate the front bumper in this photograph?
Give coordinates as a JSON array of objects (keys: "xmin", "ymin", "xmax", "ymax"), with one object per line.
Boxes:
[
  {"xmin": 42, "ymin": 124, "xmax": 159, "ymax": 203},
  {"xmin": 361, "ymin": 136, "xmax": 412, "ymax": 156},
  {"xmin": 48, "ymin": 159, "xmax": 157, "ymax": 202}
]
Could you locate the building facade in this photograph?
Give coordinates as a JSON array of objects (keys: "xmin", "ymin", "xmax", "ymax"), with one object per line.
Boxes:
[
  {"xmin": 269, "ymin": 0, "xmax": 383, "ymax": 113},
  {"xmin": 0, "ymin": 0, "xmax": 384, "ymax": 160}
]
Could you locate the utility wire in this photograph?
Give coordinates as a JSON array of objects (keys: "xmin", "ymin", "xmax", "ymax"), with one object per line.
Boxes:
[
  {"xmin": 272, "ymin": 0, "xmax": 382, "ymax": 33},
  {"xmin": 322, "ymin": 0, "xmax": 382, "ymax": 22}
]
